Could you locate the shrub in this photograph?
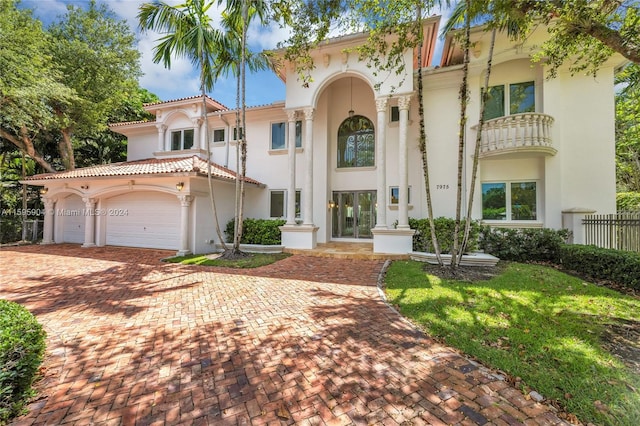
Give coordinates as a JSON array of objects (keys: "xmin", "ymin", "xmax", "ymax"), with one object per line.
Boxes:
[
  {"xmin": 225, "ymin": 218, "xmax": 286, "ymax": 245},
  {"xmin": 616, "ymin": 192, "xmax": 640, "ymax": 211},
  {"xmin": 408, "ymin": 217, "xmax": 481, "ymax": 254},
  {"xmin": 0, "ymin": 300, "xmax": 46, "ymax": 422},
  {"xmin": 559, "ymin": 245, "xmax": 640, "ymax": 290},
  {"xmin": 479, "ymin": 227, "xmax": 570, "ymax": 263}
]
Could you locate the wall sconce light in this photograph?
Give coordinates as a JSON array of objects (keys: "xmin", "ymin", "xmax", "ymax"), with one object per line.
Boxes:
[
  {"xmin": 176, "ymin": 182, "xmax": 184, "ymax": 191},
  {"xmin": 39, "ymin": 187, "xmax": 48, "ymax": 195},
  {"xmin": 80, "ymin": 185, "xmax": 89, "ymax": 190},
  {"xmin": 328, "ymin": 200, "xmax": 336, "ymax": 209}
]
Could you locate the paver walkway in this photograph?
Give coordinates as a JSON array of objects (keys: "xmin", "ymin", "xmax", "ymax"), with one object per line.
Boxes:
[{"xmin": 1, "ymin": 245, "xmax": 568, "ymax": 426}]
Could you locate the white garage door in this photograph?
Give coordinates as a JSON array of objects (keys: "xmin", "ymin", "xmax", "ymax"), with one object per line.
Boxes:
[
  {"xmin": 62, "ymin": 195, "xmax": 85, "ymax": 244},
  {"xmin": 105, "ymin": 192, "xmax": 180, "ymax": 250}
]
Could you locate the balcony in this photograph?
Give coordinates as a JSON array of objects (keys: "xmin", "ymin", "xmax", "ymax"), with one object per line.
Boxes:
[{"xmin": 472, "ymin": 113, "xmax": 557, "ymax": 159}]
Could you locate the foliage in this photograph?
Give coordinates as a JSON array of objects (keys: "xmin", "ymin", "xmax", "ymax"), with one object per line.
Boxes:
[
  {"xmin": 385, "ymin": 261, "xmax": 640, "ymax": 426},
  {"xmin": 0, "ymin": 300, "xmax": 46, "ymax": 423},
  {"xmin": 617, "ymin": 192, "xmax": 640, "ymax": 211},
  {"xmin": 225, "ymin": 218, "xmax": 286, "ymax": 245},
  {"xmin": 408, "ymin": 217, "xmax": 481, "ymax": 254},
  {"xmin": 520, "ymin": 0, "xmax": 640, "ymax": 76},
  {"xmin": 479, "ymin": 227, "xmax": 571, "ymax": 263},
  {"xmin": 1, "ymin": 0, "xmax": 143, "ymax": 172},
  {"xmin": 616, "ymin": 64, "xmax": 640, "ymax": 192},
  {"xmin": 559, "ymin": 244, "xmax": 640, "ymax": 290},
  {"xmin": 165, "ymin": 252, "xmax": 290, "ymax": 268}
]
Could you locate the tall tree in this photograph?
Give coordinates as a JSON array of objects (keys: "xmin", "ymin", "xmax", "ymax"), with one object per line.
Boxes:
[
  {"xmin": 1, "ymin": 0, "xmax": 142, "ymax": 172},
  {"xmin": 615, "ymin": 63, "xmax": 640, "ymax": 192},
  {"xmin": 0, "ymin": 0, "xmax": 74, "ymax": 173},
  {"xmin": 139, "ymin": 0, "xmax": 229, "ymax": 248},
  {"xmin": 514, "ymin": 0, "xmax": 639, "ymax": 74},
  {"xmin": 47, "ymin": 0, "xmax": 141, "ymax": 170}
]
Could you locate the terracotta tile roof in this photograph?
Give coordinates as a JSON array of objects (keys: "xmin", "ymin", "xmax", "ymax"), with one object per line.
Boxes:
[
  {"xmin": 109, "ymin": 120, "xmax": 151, "ymax": 127},
  {"xmin": 144, "ymin": 94, "xmax": 228, "ymax": 110},
  {"xmin": 25, "ymin": 156, "xmax": 263, "ymax": 186}
]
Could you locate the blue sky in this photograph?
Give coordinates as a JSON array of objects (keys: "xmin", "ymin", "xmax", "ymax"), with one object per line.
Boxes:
[{"xmin": 19, "ymin": 0, "xmax": 448, "ymax": 108}]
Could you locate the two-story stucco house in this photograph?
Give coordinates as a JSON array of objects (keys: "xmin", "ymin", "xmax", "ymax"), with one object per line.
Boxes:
[{"xmin": 25, "ymin": 17, "xmax": 625, "ymax": 255}]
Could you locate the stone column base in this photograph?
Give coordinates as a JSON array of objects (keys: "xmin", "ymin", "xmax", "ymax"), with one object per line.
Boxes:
[
  {"xmin": 372, "ymin": 228, "xmax": 416, "ymax": 254},
  {"xmin": 280, "ymin": 225, "xmax": 318, "ymax": 249}
]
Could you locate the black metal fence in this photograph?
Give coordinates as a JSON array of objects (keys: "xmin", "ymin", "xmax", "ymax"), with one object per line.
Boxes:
[{"xmin": 583, "ymin": 212, "xmax": 640, "ymax": 252}]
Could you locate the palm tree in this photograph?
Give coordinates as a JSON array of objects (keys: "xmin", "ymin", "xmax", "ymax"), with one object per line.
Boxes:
[
  {"xmin": 138, "ymin": 0, "xmax": 228, "ymax": 249},
  {"xmin": 443, "ymin": 0, "xmax": 529, "ymax": 267},
  {"xmin": 215, "ymin": 0, "xmax": 271, "ymax": 256}
]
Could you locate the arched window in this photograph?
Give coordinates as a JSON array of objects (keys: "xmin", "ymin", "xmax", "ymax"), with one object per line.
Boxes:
[{"xmin": 337, "ymin": 115, "xmax": 375, "ymax": 168}]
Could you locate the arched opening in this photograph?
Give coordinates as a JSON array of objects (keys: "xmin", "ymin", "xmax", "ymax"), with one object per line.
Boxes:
[{"xmin": 337, "ymin": 115, "xmax": 375, "ymax": 168}]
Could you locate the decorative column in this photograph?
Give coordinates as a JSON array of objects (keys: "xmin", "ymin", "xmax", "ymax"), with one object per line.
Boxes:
[
  {"xmin": 81, "ymin": 197, "xmax": 96, "ymax": 247},
  {"xmin": 303, "ymin": 107, "xmax": 314, "ymax": 226},
  {"xmin": 375, "ymin": 98, "xmax": 388, "ymax": 228},
  {"xmin": 192, "ymin": 117, "xmax": 202, "ymax": 150},
  {"xmin": 397, "ymin": 95, "xmax": 412, "ymax": 229},
  {"xmin": 41, "ymin": 198, "xmax": 56, "ymax": 245},
  {"xmin": 286, "ymin": 109, "xmax": 297, "ymax": 225},
  {"xmin": 177, "ymin": 195, "xmax": 193, "ymax": 256},
  {"xmin": 156, "ymin": 124, "xmax": 167, "ymax": 151}
]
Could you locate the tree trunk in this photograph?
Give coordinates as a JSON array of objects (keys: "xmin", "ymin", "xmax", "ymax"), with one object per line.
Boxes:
[
  {"xmin": 1, "ymin": 128, "xmax": 56, "ymax": 173},
  {"xmin": 201, "ymin": 52, "xmax": 227, "ymax": 250},
  {"xmin": 59, "ymin": 128, "xmax": 76, "ymax": 170},
  {"xmin": 451, "ymin": 6, "xmax": 472, "ymax": 268},
  {"xmin": 416, "ymin": 3, "xmax": 442, "ymax": 265},
  {"xmin": 459, "ymin": 28, "xmax": 497, "ymax": 265}
]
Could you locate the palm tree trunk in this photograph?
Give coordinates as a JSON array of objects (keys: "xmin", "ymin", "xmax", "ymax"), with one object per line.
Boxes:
[
  {"xmin": 416, "ymin": 3, "xmax": 442, "ymax": 265},
  {"xmin": 237, "ymin": 0, "xmax": 248, "ymax": 254},
  {"xmin": 201, "ymin": 53, "xmax": 226, "ymax": 249},
  {"xmin": 452, "ymin": 4, "xmax": 471, "ymax": 268},
  {"xmin": 459, "ymin": 28, "xmax": 496, "ymax": 264}
]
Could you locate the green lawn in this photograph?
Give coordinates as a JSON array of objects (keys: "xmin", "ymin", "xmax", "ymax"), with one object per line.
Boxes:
[
  {"xmin": 385, "ymin": 261, "xmax": 640, "ymax": 426},
  {"xmin": 164, "ymin": 252, "xmax": 290, "ymax": 268}
]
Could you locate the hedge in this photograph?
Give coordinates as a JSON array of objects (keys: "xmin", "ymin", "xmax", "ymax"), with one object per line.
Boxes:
[
  {"xmin": 479, "ymin": 227, "xmax": 570, "ymax": 263},
  {"xmin": 408, "ymin": 217, "xmax": 481, "ymax": 254},
  {"xmin": 559, "ymin": 245, "xmax": 640, "ymax": 290},
  {"xmin": 225, "ymin": 218, "xmax": 286, "ymax": 245},
  {"xmin": 0, "ymin": 300, "xmax": 46, "ymax": 422}
]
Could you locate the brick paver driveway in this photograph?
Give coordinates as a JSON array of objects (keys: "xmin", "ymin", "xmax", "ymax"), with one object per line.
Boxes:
[{"xmin": 1, "ymin": 245, "xmax": 567, "ymax": 426}]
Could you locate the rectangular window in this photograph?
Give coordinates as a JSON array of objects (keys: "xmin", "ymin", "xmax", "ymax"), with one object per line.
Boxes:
[
  {"xmin": 270, "ymin": 190, "xmax": 301, "ymax": 218},
  {"xmin": 482, "ymin": 181, "xmax": 537, "ymax": 221},
  {"xmin": 233, "ymin": 127, "xmax": 243, "ymax": 141},
  {"xmin": 483, "ymin": 81, "xmax": 534, "ymax": 120},
  {"xmin": 271, "ymin": 121, "xmax": 302, "ymax": 150},
  {"xmin": 509, "ymin": 81, "xmax": 535, "ymax": 115},
  {"xmin": 389, "ymin": 186, "xmax": 411, "ymax": 204},
  {"xmin": 390, "ymin": 106, "xmax": 400, "ymax": 122},
  {"xmin": 170, "ymin": 129, "xmax": 194, "ymax": 151},
  {"xmin": 511, "ymin": 182, "xmax": 537, "ymax": 220},
  {"xmin": 212, "ymin": 128, "xmax": 225, "ymax": 143},
  {"xmin": 271, "ymin": 122, "xmax": 286, "ymax": 150}
]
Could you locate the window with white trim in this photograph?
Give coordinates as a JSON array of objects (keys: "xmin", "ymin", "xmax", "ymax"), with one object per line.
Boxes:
[
  {"xmin": 212, "ymin": 128, "xmax": 225, "ymax": 143},
  {"xmin": 483, "ymin": 81, "xmax": 535, "ymax": 120},
  {"xmin": 233, "ymin": 126, "xmax": 244, "ymax": 141},
  {"xmin": 389, "ymin": 186, "xmax": 411, "ymax": 204},
  {"xmin": 270, "ymin": 190, "xmax": 301, "ymax": 218},
  {"xmin": 390, "ymin": 106, "xmax": 400, "ymax": 122},
  {"xmin": 271, "ymin": 121, "xmax": 302, "ymax": 150},
  {"xmin": 171, "ymin": 129, "xmax": 194, "ymax": 150},
  {"xmin": 482, "ymin": 181, "xmax": 537, "ymax": 221}
]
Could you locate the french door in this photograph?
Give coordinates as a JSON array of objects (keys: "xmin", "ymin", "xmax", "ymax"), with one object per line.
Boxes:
[{"xmin": 331, "ymin": 191, "xmax": 376, "ymax": 239}]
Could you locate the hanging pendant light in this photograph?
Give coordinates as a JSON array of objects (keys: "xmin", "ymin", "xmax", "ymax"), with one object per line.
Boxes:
[{"xmin": 348, "ymin": 77, "xmax": 355, "ymax": 119}]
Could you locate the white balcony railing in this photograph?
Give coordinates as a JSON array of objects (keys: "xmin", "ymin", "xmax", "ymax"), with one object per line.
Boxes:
[{"xmin": 472, "ymin": 113, "xmax": 556, "ymax": 158}]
